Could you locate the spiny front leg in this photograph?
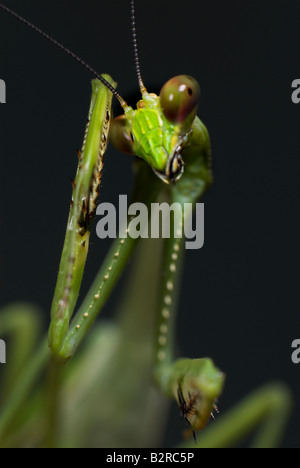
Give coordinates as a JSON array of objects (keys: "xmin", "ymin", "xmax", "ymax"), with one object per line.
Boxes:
[
  {"xmin": 50, "ymin": 159, "xmax": 162, "ymax": 364},
  {"xmin": 49, "ymin": 77, "xmax": 115, "ymax": 358},
  {"xmin": 153, "ymin": 217, "xmax": 225, "ymax": 438},
  {"xmin": 153, "ymin": 191, "xmax": 224, "ymax": 440}
]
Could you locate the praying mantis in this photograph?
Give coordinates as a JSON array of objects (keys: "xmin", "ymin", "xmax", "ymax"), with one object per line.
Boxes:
[{"xmin": 0, "ymin": 0, "xmax": 293, "ymax": 448}]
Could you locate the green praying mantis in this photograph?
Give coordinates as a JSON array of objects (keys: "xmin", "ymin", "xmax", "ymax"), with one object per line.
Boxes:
[{"xmin": 0, "ymin": 0, "xmax": 293, "ymax": 448}]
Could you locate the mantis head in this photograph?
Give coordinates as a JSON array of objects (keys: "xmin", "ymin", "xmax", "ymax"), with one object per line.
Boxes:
[{"xmin": 110, "ymin": 75, "xmax": 201, "ymax": 184}]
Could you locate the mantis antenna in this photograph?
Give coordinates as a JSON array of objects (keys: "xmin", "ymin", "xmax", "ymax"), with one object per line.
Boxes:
[
  {"xmin": 130, "ymin": 0, "xmax": 147, "ymax": 94},
  {"xmin": 0, "ymin": 2, "xmax": 127, "ymax": 107}
]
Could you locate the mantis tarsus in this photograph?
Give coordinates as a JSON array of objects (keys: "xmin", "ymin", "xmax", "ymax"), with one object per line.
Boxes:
[{"xmin": 0, "ymin": 0, "xmax": 293, "ymax": 448}]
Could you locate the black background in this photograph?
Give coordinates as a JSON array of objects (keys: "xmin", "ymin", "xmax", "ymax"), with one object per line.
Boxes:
[{"xmin": 0, "ymin": 0, "xmax": 299, "ymax": 447}]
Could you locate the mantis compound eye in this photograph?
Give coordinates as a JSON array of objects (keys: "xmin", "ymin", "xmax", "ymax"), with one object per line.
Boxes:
[
  {"xmin": 159, "ymin": 75, "xmax": 200, "ymax": 129},
  {"xmin": 110, "ymin": 114, "xmax": 136, "ymax": 155}
]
